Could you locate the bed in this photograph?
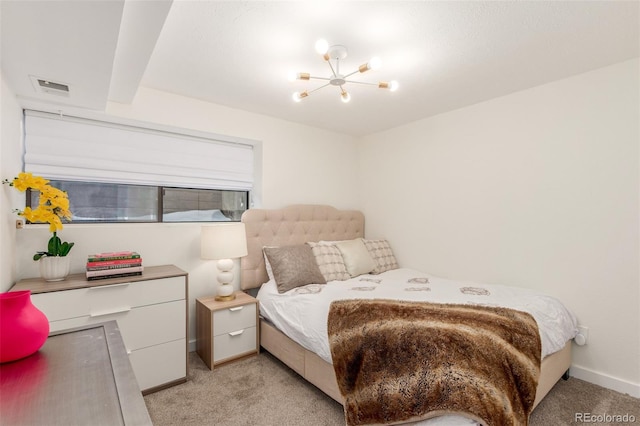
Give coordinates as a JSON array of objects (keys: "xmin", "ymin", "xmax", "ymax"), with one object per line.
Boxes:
[{"xmin": 240, "ymin": 205, "xmax": 577, "ymax": 425}]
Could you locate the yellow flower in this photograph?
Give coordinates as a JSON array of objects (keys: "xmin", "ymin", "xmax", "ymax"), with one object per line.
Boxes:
[
  {"xmin": 4, "ymin": 172, "xmax": 72, "ymax": 231},
  {"xmin": 47, "ymin": 215, "xmax": 63, "ymax": 232},
  {"xmin": 5, "ymin": 172, "xmax": 74, "ymax": 258},
  {"xmin": 18, "ymin": 206, "xmax": 35, "ymax": 221},
  {"xmin": 11, "ymin": 172, "xmax": 49, "ymax": 192},
  {"xmin": 39, "ymin": 185, "xmax": 66, "ymax": 200}
]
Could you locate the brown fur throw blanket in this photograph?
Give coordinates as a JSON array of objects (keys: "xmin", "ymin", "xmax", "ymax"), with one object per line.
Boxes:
[{"xmin": 328, "ymin": 299, "xmax": 541, "ymax": 426}]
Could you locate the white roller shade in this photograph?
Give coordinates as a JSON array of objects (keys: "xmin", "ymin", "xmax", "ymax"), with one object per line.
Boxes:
[{"xmin": 24, "ymin": 110, "xmax": 254, "ymax": 190}]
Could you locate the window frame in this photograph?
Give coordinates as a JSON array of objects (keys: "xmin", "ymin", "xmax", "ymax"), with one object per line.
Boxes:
[{"xmin": 26, "ymin": 181, "xmax": 250, "ymax": 225}]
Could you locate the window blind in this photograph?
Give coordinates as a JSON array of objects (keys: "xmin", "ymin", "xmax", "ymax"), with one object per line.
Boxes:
[{"xmin": 24, "ymin": 110, "xmax": 254, "ymax": 191}]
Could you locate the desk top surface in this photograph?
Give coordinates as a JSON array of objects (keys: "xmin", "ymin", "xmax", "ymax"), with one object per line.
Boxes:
[{"xmin": 0, "ymin": 321, "xmax": 152, "ymax": 426}]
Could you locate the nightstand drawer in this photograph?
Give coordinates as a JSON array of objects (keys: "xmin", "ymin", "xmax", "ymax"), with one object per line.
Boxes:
[
  {"xmin": 213, "ymin": 303, "xmax": 256, "ymax": 336},
  {"xmin": 213, "ymin": 326, "xmax": 257, "ymax": 363}
]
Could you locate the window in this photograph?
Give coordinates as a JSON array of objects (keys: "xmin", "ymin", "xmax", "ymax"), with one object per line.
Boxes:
[
  {"xmin": 162, "ymin": 187, "xmax": 247, "ymax": 222},
  {"xmin": 22, "ymin": 110, "xmax": 259, "ymax": 224},
  {"xmin": 29, "ymin": 181, "xmax": 248, "ymax": 223}
]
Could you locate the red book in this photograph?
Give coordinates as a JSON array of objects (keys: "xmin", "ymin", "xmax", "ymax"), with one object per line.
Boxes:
[{"xmin": 87, "ymin": 251, "xmax": 141, "ymax": 262}]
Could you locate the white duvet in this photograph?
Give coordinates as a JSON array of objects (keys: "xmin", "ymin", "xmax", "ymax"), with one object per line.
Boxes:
[
  {"xmin": 257, "ymin": 267, "xmax": 578, "ymax": 364},
  {"xmin": 257, "ymin": 268, "xmax": 578, "ymax": 426}
]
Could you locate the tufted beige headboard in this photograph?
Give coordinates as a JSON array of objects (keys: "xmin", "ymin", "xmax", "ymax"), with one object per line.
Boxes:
[{"xmin": 240, "ymin": 205, "xmax": 365, "ymax": 290}]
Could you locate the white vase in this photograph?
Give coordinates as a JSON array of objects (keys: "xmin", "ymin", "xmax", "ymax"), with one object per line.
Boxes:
[{"xmin": 39, "ymin": 256, "xmax": 71, "ymax": 282}]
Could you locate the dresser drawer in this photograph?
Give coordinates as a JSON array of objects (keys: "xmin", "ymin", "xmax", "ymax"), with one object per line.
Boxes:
[
  {"xmin": 213, "ymin": 303, "xmax": 256, "ymax": 336},
  {"xmin": 47, "ymin": 300, "xmax": 186, "ymax": 352},
  {"xmin": 130, "ymin": 338, "xmax": 186, "ymax": 392},
  {"xmin": 32, "ymin": 276, "xmax": 185, "ymax": 322},
  {"xmin": 213, "ymin": 326, "xmax": 257, "ymax": 363}
]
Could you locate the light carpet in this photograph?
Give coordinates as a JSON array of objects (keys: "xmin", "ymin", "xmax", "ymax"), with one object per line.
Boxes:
[{"xmin": 144, "ymin": 352, "xmax": 639, "ymax": 426}]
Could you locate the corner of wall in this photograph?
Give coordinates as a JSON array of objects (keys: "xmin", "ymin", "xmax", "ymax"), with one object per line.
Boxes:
[
  {"xmin": 0, "ymin": 73, "xmax": 24, "ymax": 292},
  {"xmin": 570, "ymin": 364, "xmax": 640, "ymax": 398}
]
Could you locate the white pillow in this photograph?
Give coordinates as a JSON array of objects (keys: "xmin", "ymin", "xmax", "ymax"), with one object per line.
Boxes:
[
  {"xmin": 334, "ymin": 239, "xmax": 376, "ymax": 277},
  {"xmin": 263, "ymin": 247, "xmax": 276, "ymax": 281}
]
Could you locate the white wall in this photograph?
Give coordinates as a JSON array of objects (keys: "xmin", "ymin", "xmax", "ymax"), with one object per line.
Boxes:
[
  {"xmin": 0, "ymin": 74, "xmax": 24, "ymax": 293},
  {"xmin": 358, "ymin": 59, "xmax": 640, "ymax": 396},
  {"xmin": 4, "ymin": 61, "xmax": 638, "ymax": 397},
  {"xmin": 8, "ymin": 87, "xmax": 359, "ymax": 345}
]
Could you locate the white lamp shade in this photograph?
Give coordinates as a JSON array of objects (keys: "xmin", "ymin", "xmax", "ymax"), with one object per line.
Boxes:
[{"xmin": 201, "ymin": 223, "xmax": 248, "ymax": 260}]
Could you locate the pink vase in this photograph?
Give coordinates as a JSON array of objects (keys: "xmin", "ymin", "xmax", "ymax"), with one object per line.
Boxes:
[{"xmin": 0, "ymin": 290, "xmax": 50, "ymax": 363}]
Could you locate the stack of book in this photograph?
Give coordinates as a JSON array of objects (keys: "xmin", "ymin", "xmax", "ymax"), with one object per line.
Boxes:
[{"xmin": 86, "ymin": 251, "xmax": 143, "ymax": 281}]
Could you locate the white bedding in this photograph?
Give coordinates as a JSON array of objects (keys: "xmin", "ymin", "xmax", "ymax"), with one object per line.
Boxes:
[{"xmin": 257, "ymin": 267, "xmax": 578, "ymax": 364}]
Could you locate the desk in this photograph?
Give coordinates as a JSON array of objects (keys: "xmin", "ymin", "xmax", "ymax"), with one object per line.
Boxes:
[{"xmin": 0, "ymin": 321, "xmax": 152, "ymax": 425}]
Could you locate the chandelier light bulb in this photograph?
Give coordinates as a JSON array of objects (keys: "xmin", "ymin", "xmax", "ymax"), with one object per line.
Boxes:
[
  {"xmin": 341, "ymin": 90, "xmax": 351, "ymax": 103},
  {"xmin": 293, "ymin": 91, "xmax": 309, "ymax": 102},
  {"xmin": 389, "ymin": 80, "xmax": 399, "ymax": 92},
  {"xmin": 287, "ymin": 71, "xmax": 297, "ymax": 82},
  {"xmin": 315, "ymin": 39, "xmax": 329, "ymax": 55},
  {"xmin": 359, "ymin": 56, "xmax": 382, "ymax": 73},
  {"xmin": 369, "ymin": 56, "xmax": 382, "ymax": 70}
]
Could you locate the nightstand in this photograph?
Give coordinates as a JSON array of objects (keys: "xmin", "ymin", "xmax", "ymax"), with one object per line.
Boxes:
[{"xmin": 196, "ymin": 291, "xmax": 259, "ymax": 370}]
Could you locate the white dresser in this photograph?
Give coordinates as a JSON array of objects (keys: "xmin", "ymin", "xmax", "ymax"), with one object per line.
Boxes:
[{"xmin": 11, "ymin": 264, "xmax": 188, "ymax": 394}]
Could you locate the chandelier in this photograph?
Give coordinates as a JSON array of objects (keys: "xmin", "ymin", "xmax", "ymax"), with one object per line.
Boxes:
[{"xmin": 290, "ymin": 39, "xmax": 398, "ymax": 103}]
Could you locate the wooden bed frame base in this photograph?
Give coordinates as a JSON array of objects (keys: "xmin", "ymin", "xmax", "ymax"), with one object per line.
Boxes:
[{"xmin": 260, "ymin": 318, "xmax": 572, "ymax": 410}]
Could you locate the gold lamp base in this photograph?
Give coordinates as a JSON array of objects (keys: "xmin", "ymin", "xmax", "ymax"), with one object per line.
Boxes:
[{"xmin": 215, "ymin": 294, "xmax": 236, "ymax": 302}]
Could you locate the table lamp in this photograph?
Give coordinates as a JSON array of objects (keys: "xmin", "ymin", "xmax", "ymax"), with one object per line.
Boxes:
[{"xmin": 201, "ymin": 223, "xmax": 248, "ymax": 301}]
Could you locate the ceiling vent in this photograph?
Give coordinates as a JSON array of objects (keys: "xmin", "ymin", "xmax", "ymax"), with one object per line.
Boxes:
[{"xmin": 29, "ymin": 76, "xmax": 70, "ymax": 97}]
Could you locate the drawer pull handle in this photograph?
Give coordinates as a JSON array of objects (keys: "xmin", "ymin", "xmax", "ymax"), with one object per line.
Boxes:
[
  {"xmin": 90, "ymin": 306, "xmax": 131, "ymax": 317},
  {"xmin": 88, "ymin": 283, "xmax": 130, "ymax": 290},
  {"xmin": 229, "ymin": 306, "xmax": 244, "ymax": 312},
  {"xmin": 229, "ymin": 330, "xmax": 244, "ymax": 337}
]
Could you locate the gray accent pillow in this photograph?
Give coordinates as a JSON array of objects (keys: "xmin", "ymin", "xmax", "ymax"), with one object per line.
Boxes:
[{"xmin": 263, "ymin": 245, "xmax": 327, "ymax": 293}]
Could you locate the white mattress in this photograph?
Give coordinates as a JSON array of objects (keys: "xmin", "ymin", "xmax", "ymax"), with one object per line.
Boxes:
[{"xmin": 257, "ymin": 268, "xmax": 578, "ymax": 364}]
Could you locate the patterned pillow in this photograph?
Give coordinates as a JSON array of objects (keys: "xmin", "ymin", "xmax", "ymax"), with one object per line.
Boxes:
[
  {"xmin": 363, "ymin": 239, "xmax": 399, "ymax": 274},
  {"xmin": 307, "ymin": 242, "xmax": 350, "ymax": 282}
]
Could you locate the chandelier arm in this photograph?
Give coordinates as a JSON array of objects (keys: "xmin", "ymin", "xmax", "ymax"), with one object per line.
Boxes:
[
  {"xmin": 307, "ymin": 82, "xmax": 332, "ymax": 94},
  {"xmin": 342, "ymin": 69, "xmax": 360, "ymax": 79},
  {"xmin": 306, "ymin": 76, "xmax": 332, "ymax": 81},
  {"xmin": 326, "ymin": 60, "xmax": 338, "ymax": 78},
  {"xmin": 343, "ymin": 80, "xmax": 379, "ymax": 86}
]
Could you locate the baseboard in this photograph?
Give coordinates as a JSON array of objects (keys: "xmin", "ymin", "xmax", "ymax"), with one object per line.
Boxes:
[
  {"xmin": 571, "ymin": 365, "xmax": 640, "ymax": 398},
  {"xmin": 188, "ymin": 338, "xmax": 197, "ymax": 353}
]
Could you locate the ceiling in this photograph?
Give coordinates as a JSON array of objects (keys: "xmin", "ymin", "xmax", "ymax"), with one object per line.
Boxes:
[{"xmin": 2, "ymin": 1, "xmax": 638, "ymax": 137}]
